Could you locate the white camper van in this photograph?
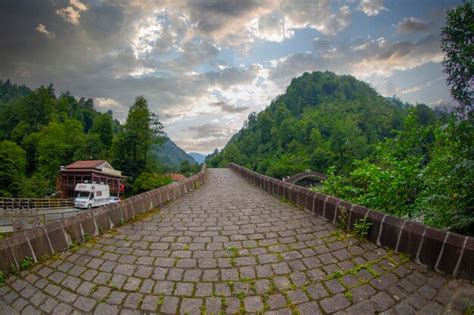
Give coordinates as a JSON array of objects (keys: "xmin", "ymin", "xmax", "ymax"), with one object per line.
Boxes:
[{"xmin": 74, "ymin": 183, "xmax": 110, "ymax": 209}]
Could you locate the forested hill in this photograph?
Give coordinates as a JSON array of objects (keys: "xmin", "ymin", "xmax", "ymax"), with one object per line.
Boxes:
[
  {"xmin": 206, "ymin": 71, "xmax": 447, "ymax": 178},
  {"xmin": 151, "ymin": 137, "xmax": 196, "ymax": 169}
]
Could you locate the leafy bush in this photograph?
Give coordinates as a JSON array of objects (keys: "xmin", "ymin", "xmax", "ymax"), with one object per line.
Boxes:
[
  {"xmin": 319, "ymin": 113, "xmax": 474, "ymax": 235},
  {"xmin": 132, "ymin": 171, "xmax": 172, "ymax": 194},
  {"xmin": 20, "ymin": 256, "xmax": 34, "ymax": 270}
]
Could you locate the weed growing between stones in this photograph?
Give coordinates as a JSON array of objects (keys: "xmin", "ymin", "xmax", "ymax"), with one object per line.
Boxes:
[
  {"xmin": 20, "ymin": 256, "xmax": 34, "ymax": 270},
  {"xmin": 129, "ymin": 207, "xmax": 162, "ymax": 224},
  {"xmin": 280, "ymin": 196, "xmax": 296, "ymax": 207},
  {"xmin": 327, "ymin": 269, "xmax": 344, "ymax": 280},
  {"xmin": 344, "ymin": 290, "xmax": 353, "ymax": 301},
  {"xmin": 226, "ymin": 246, "xmax": 239, "ymax": 267},
  {"xmin": 70, "ymin": 241, "xmax": 81, "ymax": 252},
  {"xmin": 9, "ymin": 264, "xmax": 18, "ymax": 275},
  {"xmin": 221, "ymin": 296, "xmax": 228, "ymax": 308},
  {"xmin": 353, "ymin": 217, "xmax": 372, "ymax": 240},
  {"xmin": 337, "ymin": 206, "xmax": 349, "ymax": 231},
  {"xmin": 0, "ymin": 271, "xmax": 5, "ymax": 286},
  {"xmin": 464, "ymin": 301, "xmax": 474, "ymax": 315}
]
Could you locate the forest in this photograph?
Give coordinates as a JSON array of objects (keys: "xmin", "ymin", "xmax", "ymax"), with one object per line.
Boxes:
[
  {"xmin": 207, "ymin": 2, "xmax": 473, "ymax": 235},
  {"xmin": 0, "ymin": 81, "xmax": 197, "ymax": 198}
]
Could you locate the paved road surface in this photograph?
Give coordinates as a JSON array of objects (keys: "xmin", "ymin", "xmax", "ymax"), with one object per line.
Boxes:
[{"xmin": 0, "ymin": 169, "xmax": 473, "ymax": 314}]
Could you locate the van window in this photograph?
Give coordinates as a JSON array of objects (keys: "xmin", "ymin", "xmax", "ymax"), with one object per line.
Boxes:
[
  {"xmin": 97, "ymin": 191, "xmax": 102, "ymax": 197},
  {"xmin": 75, "ymin": 191, "xmax": 90, "ymax": 198},
  {"xmin": 90, "ymin": 193, "xmax": 94, "ymax": 200}
]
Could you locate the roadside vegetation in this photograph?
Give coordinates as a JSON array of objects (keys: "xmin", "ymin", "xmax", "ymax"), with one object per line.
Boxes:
[{"xmin": 0, "ymin": 83, "xmax": 175, "ymax": 197}]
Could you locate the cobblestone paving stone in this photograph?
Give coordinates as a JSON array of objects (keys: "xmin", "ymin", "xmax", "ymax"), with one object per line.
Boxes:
[{"xmin": 1, "ymin": 169, "xmax": 473, "ymax": 314}]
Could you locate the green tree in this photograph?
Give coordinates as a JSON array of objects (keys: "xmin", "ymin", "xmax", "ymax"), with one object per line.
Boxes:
[
  {"xmin": 90, "ymin": 114, "xmax": 113, "ymax": 147},
  {"xmin": 33, "ymin": 119, "xmax": 85, "ymax": 184},
  {"xmin": 125, "ymin": 96, "xmax": 152, "ymax": 162},
  {"xmin": 0, "ymin": 141, "xmax": 26, "ymax": 197},
  {"xmin": 441, "ymin": 0, "xmax": 474, "ymax": 117},
  {"xmin": 75, "ymin": 133, "xmax": 105, "ymax": 160},
  {"xmin": 114, "ymin": 96, "xmax": 164, "ymax": 178}
]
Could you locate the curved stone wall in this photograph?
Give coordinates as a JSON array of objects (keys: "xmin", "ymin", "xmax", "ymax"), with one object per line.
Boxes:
[
  {"xmin": 0, "ymin": 165, "xmax": 207, "ymax": 274},
  {"xmin": 229, "ymin": 163, "xmax": 473, "ymax": 281}
]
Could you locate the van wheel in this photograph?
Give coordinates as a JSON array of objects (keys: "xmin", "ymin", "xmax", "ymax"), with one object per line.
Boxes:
[{"xmin": 88, "ymin": 204, "xmax": 92, "ymax": 209}]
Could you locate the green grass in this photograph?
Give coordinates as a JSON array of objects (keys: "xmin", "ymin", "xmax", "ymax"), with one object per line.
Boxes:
[{"xmin": 0, "ymin": 271, "xmax": 5, "ymax": 286}]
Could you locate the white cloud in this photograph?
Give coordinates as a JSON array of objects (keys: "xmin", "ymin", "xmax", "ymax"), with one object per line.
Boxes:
[
  {"xmin": 280, "ymin": 1, "xmax": 352, "ymax": 36},
  {"xmin": 56, "ymin": 0, "xmax": 88, "ymax": 25},
  {"xmin": 36, "ymin": 24, "xmax": 55, "ymax": 39},
  {"xmin": 249, "ymin": 12, "xmax": 294, "ymax": 42},
  {"xmin": 396, "ymin": 76, "xmax": 443, "ymax": 95},
  {"xmin": 396, "ymin": 17, "xmax": 431, "ymax": 33},
  {"xmin": 94, "ymin": 97, "xmax": 126, "ymax": 116},
  {"xmin": 70, "ymin": 0, "xmax": 88, "ymax": 12},
  {"xmin": 131, "ymin": 13, "xmax": 164, "ymax": 59},
  {"xmin": 358, "ymin": 0, "xmax": 387, "ymax": 16}
]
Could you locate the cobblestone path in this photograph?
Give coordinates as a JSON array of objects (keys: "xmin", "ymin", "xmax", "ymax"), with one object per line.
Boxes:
[{"xmin": 1, "ymin": 169, "xmax": 473, "ymax": 314}]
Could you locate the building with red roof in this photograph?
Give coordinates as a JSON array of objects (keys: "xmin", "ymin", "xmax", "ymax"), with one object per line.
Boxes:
[
  {"xmin": 58, "ymin": 160, "xmax": 125, "ymax": 198},
  {"xmin": 167, "ymin": 173, "xmax": 187, "ymax": 182}
]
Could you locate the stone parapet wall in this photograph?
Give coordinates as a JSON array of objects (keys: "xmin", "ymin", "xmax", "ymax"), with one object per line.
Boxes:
[
  {"xmin": 0, "ymin": 165, "xmax": 207, "ymax": 274},
  {"xmin": 229, "ymin": 163, "xmax": 473, "ymax": 281}
]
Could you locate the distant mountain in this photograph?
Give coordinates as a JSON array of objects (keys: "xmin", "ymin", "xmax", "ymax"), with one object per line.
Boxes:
[
  {"xmin": 151, "ymin": 137, "xmax": 196, "ymax": 170},
  {"xmin": 188, "ymin": 152, "xmax": 206, "ymax": 164}
]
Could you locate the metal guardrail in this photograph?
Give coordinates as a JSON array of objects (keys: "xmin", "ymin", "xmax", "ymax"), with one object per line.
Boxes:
[
  {"xmin": 0, "ymin": 198, "xmax": 74, "ymax": 211},
  {"xmin": 0, "ymin": 208, "xmax": 82, "ymax": 233}
]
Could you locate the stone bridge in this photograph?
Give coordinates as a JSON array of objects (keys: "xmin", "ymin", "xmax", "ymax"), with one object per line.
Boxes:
[
  {"xmin": 283, "ymin": 171, "xmax": 327, "ymax": 185},
  {"xmin": 0, "ymin": 165, "xmax": 473, "ymax": 314}
]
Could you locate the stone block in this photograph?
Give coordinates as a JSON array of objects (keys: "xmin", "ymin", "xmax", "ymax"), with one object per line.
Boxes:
[
  {"xmin": 436, "ymin": 232, "xmax": 465, "ymax": 275},
  {"xmin": 0, "ymin": 239, "xmax": 16, "ymax": 273},
  {"xmin": 456, "ymin": 236, "xmax": 473, "ymax": 280},
  {"xmin": 93, "ymin": 206, "xmax": 111, "ymax": 232},
  {"xmin": 25, "ymin": 227, "xmax": 52, "ymax": 260},
  {"xmin": 397, "ymin": 221, "xmax": 425, "ymax": 260},
  {"xmin": 304, "ymin": 191, "xmax": 316, "ymax": 212},
  {"xmin": 76, "ymin": 212, "xmax": 97, "ymax": 237},
  {"xmin": 418, "ymin": 227, "xmax": 445, "ymax": 267},
  {"xmin": 6, "ymin": 233, "xmax": 32, "ymax": 268},
  {"xmin": 296, "ymin": 187, "xmax": 307, "ymax": 208},
  {"xmin": 313, "ymin": 193, "xmax": 327, "ymax": 217},
  {"xmin": 122, "ymin": 200, "xmax": 135, "ymax": 221},
  {"xmin": 378, "ymin": 215, "xmax": 404, "ymax": 249},
  {"xmin": 365, "ymin": 210, "xmax": 385, "ymax": 243},
  {"xmin": 288, "ymin": 184, "xmax": 298, "ymax": 204},
  {"xmin": 107, "ymin": 204, "xmax": 123, "ymax": 226},
  {"xmin": 45, "ymin": 221, "xmax": 69, "ymax": 252},
  {"xmin": 275, "ymin": 181, "xmax": 284, "ymax": 197},
  {"xmin": 323, "ymin": 196, "xmax": 338, "ymax": 222},
  {"xmin": 61, "ymin": 215, "xmax": 83, "ymax": 243}
]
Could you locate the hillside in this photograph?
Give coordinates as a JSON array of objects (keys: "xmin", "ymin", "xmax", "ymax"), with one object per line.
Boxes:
[
  {"xmin": 152, "ymin": 138, "xmax": 196, "ymax": 169},
  {"xmin": 188, "ymin": 152, "xmax": 206, "ymax": 164},
  {"xmin": 207, "ymin": 71, "xmax": 445, "ymax": 178}
]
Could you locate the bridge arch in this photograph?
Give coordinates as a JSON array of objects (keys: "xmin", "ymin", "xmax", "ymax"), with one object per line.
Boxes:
[{"xmin": 283, "ymin": 171, "xmax": 327, "ymax": 185}]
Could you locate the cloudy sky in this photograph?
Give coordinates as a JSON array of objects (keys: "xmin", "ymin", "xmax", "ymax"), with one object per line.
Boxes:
[{"xmin": 0, "ymin": 0, "xmax": 460, "ymax": 154}]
